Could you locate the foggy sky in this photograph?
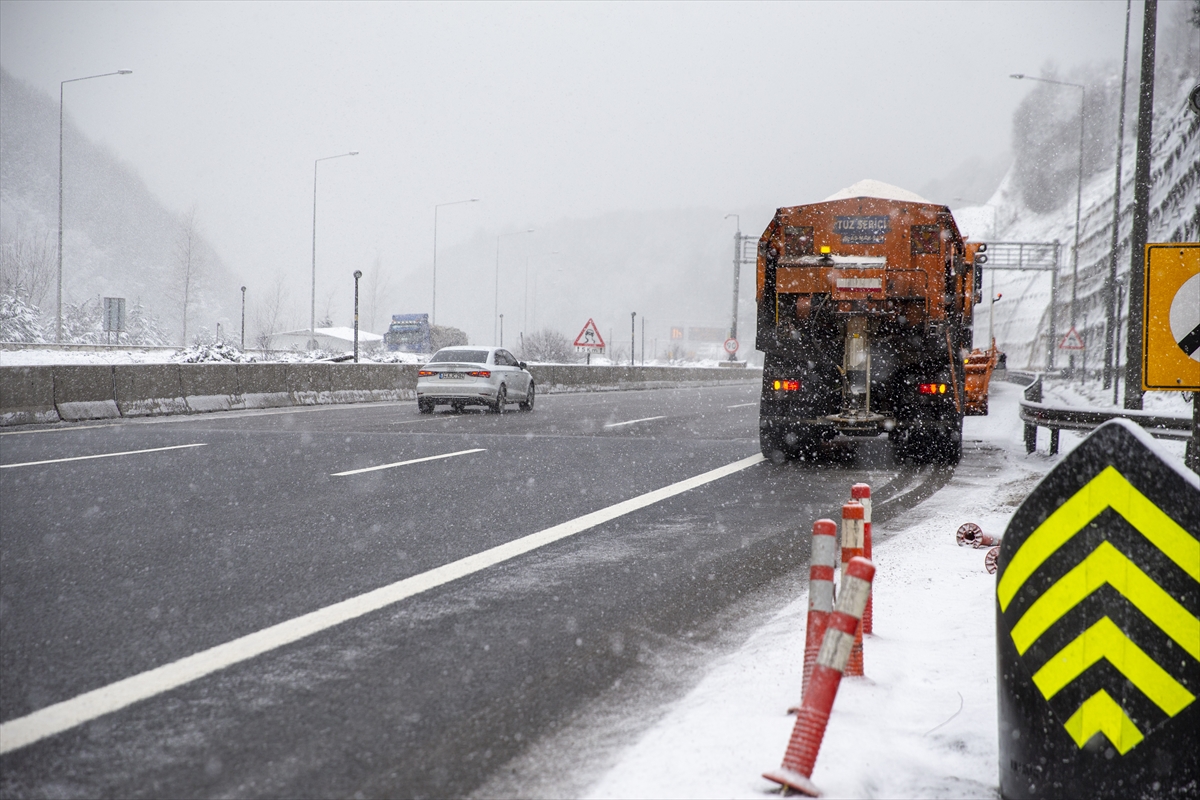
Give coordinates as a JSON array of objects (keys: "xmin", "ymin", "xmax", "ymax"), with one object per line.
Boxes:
[{"xmin": 1, "ymin": 0, "xmax": 1139, "ymax": 338}]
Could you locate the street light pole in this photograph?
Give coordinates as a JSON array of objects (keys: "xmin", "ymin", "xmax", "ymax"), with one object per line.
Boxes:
[
  {"xmin": 312, "ymin": 151, "xmax": 358, "ymax": 349},
  {"xmin": 630, "ymin": 311, "xmax": 636, "ymax": 367},
  {"xmin": 495, "ymin": 229, "xmax": 533, "ymax": 343},
  {"xmin": 240, "ymin": 286, "xmax": 247, "ymax": 350},
  {"xmin": 499, "ymin": 314, "xmax": 504, "ymax": 347},
  {"xmin": 1010, "ymin": 73, "xmax": 1086, "ymax": 375},
  {"xmin": 353, "ymin": 270, "xmax": 363, "ymax": 362},
  {"xmin": 57, "ymin": 69, "xmax": 132, "ymax": 343},
  {"xmin": 1104, "ymin": 0, "xmax": 1133, "ymax": 390},
  {"xmin": 724, "ymin": 213, "xmax": 742, "ymax": 362},
  {"xmin": 432, "ymin": 198, "xmax": 480, "ymax": 325}
]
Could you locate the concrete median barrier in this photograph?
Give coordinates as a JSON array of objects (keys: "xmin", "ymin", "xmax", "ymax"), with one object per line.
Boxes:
[
  {"xmin": 0, "ymin": 366, "xmax": 60, "ymax": 426},
  {"xmin": 181, "ymin": 364, "xmax": 241, "ymax": 413},
  {"xmin": 53, "ymin": 365, "xmax": 120, "ymax": 421},
  {"xmin": 1, "ymin": 361, "xmax": 759, "ymax": 426},
  {"xmin": 287, "ymin": 363, "xmax": 333, "ymax": 406},
  {"xmin": 114, "ymin": 365, "xmax": 187, "ymax": 417},
  {"xmin": 236, "ymin": 363, "xmax": 291, "ymax": 409}
]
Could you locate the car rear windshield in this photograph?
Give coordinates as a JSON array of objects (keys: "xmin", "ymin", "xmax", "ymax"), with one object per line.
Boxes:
[{"xmin": 429, "ymin": 349, "xmax": 490, "ymax": 364}]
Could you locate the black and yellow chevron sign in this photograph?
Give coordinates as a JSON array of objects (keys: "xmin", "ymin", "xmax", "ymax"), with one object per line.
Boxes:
[{"xmin": 996, "ymin": 420, "xmax": 1199, "ymax": 800}]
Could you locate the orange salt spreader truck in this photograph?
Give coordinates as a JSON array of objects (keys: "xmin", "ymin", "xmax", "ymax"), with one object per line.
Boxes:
[{"xmin": 755, "ymin": 190, "xmax": 999, "ymax": 464}]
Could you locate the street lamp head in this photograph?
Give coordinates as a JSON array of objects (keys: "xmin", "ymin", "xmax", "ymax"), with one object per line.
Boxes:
[
  {"xmin": 118, "ymin": 70, "xmax": 133, "ymax": 75},
  {"xmin": 241, "ymin": 286, "xmax": 246, "ymax": 292},
  {"xmin": 354, "ymin": 270, "xmax": 363, "ymax": 280},
  {"xmin": 349, "ymin": 151, "xmax": 359, "ymax": 156},
  {"xmin": 1010, "ymin": 74, "xmax": 1025, "ymax": 80}
]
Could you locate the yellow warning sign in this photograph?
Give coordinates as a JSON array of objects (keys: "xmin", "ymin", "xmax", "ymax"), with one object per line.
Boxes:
[
  {"xmin": 1143, "ymin": 242, "xmax": 1200, "ymax": 390},
  {"xmin": 995, "ymin": 421, "xmax": 1199, "ymax": 796}
]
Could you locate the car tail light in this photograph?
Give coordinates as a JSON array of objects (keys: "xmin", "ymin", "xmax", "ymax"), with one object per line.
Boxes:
[
  {"xmin": 468, "ymin": 370, "xmax": 491, "ymax": 378},
  {"xmin": 918, "ymin": 382, "xmax": 948, "ymax": 395},
  {"xmin": 418, "ymin": 370, "xmax": 435, "ymax": 376},
  {"xmin": 773, "ymin": 379, "xmax": 801, "ymax": 391}
]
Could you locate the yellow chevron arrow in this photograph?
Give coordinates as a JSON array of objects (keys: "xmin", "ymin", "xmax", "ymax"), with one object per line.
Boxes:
[
  {"xmin": 1063, "ymin": 689, "xmax": 1144, "ymax": 754},
  {"xmin": 1011, "ymin": 541, "xmax": 1200, "ymax": 659},
  {"xmin": 1033, "ymin": 616, "xmax": 1194, "ymax": 716},
  {"xmin": 998, "ymin": 466, "xmax": 1199, "ymax": 612}
]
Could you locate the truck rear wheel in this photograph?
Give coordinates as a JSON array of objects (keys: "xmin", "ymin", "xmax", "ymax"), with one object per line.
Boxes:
[{"xmin": 760, "ymin": 422, "xmax": 821, "ymax": 463}]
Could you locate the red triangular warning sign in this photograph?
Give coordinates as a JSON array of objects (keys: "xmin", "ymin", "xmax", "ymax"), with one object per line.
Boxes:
[
  {"xmin": 574, "ymin": 318, "xmax": 605, "ymax": 350},
  {"xmin": 1058, "ymin": 326, "xmax": 1085, "ymax": 350}
]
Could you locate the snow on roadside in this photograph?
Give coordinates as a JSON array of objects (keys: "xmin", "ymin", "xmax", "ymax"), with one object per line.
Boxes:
[{"xmin": 585, "ymin": 381, "xmax": 1135, "ymax": 799}]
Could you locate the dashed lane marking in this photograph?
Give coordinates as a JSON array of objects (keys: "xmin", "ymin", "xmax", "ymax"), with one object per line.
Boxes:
[
  {"xmin": 0, "ymin": 452, "xmax": 765, "ymax": 754},
  {"xmin": 726, "ymin": 402, "xmax": 757, "ymax": 409},
  {"xmin": 331, "ymin": 448, "xmax": 486, "ymax": 476},
  {"xmin": 0, "ymin": 443, "xmax": 207, "ymax": 469},
  {"xmin": 603, "ymin": 416, "xmax": 666, "ymax": 428}
]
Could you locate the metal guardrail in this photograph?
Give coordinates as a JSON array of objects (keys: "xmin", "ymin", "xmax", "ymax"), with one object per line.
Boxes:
[{"xmin": 1014, "ymin": 373, "xmax": 1193, "ymax": 455}]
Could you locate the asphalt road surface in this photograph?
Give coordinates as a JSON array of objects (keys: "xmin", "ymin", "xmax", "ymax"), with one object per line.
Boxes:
[{"xmin": 0, "ymin": 384, "xmax": 949, "ymax": 798}]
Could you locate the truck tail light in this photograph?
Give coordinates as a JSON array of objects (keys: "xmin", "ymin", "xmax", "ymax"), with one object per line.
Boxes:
[
  {"xmin": 773, "ymin": 379, "xmax": 801, "ymax": 391},
  {"xmin": 468, "ymin": 370, "xmax": 491, "ymax": 378},
  {"xmin": 918, "ymin": 382, "xmax": 948, "ymax": 395}
]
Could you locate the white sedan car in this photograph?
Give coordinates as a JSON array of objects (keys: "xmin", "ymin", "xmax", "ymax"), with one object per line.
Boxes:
[{"xmin": 416, "ymin": 347, "xmax": 535, "ymax": 413}]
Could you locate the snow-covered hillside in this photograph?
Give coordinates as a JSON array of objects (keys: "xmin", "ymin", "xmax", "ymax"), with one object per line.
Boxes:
[{"xmin": 955, "ymin": 80, "xmax": 1198, "ymax": 372}]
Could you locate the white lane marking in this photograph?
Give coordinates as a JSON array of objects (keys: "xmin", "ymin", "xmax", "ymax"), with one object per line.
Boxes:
[
  {"xmin": 726, "ymin": 402, "xmax": 756, "ymax": 409},
  {"xmin": 1, "ymin": 443, "xmax": 207, "ymax": 470},
  {"xmin": 0, "ymin": 424, "xmax": 117, "ymax": 437},
  {"xmin": 331, "ymin": 448, "xmax": 486, "ymax": 476},
  {"xmin": 0, "ymin": 452, "xmax": 765, "ymax": 754},
  {"xmin": 603, "ymin": 416, "xmax": 666, "ymax": 428}
]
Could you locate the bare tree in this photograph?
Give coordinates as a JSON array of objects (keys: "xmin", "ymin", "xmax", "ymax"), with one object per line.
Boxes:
[
  {"xmin": 253, "ymin": 274, "xmax": 289, "ymax": 353},
  {"xmin": 521, "ymin": 328, "xmax": 578, "ymax": 363},
  {"xmin": 364, "ymin": 254, "xmax": 392, "ymax": 334},
  {"xmin": 0, "ymin": 227, "xmax": 55, "ymax": 308},
  {"xmin": 174, "ymin": 206, "xmax": 204, "ymax": 345}
]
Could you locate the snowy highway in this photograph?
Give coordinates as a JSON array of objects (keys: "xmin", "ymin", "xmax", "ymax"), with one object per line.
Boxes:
[{"xmin": 1, "ymin": 384, "xmax": 948, "ymax": 797}]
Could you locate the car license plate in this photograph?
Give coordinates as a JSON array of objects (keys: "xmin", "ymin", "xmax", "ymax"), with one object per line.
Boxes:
[{"xmin": 439, "ymin": 373, "xmax": 464, "ymax": 380}]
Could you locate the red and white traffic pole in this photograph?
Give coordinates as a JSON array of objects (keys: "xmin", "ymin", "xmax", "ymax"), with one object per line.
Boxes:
[
  {"xmin": 851, "ymin": 483, "xmax": 872, "ymax": 634},
  {"xmin": 802, "ymin": 519, "xmax": 838, "ymax": 697},
  {"xmin": 840, "ymin": 500, "xmax": 866, "ymax": 677},
  {"xmin": 765, "ymin": 556, "xmax": 876, "ymax": 797}
]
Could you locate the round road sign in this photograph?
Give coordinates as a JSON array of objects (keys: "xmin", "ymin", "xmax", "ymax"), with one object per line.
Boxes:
[{"xmin": 723, "ymin": 337, "xmax": 739, "ymax": 355}]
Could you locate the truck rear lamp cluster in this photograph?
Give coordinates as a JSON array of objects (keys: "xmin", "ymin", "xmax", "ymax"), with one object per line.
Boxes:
[
  {"xmin": 918, "ymin": 382, "xmax": 948, "ymax": 395},
  {"xmin": 467, "ymin": 370, "xmax": 491, "ymax": 378},
  {"xmin": 773, "ymin": 379, "xmax": 801, "ymax": 391}
]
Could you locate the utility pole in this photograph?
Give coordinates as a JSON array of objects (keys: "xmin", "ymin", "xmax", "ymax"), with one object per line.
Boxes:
[
  {"xmin": 1124, "ymin": 0, "xmax": 1157, "ymax": 410},
  {"xmin": 240, "ymin": 286, "xmax": 246, "ymax": 350},
  {"xmin": 641, "ymin": 316, "xmax": 645, "ymax": 365},
  {"xmin": 1103, "ymin": 0, "xmax": 1133, "ymax": 390}
]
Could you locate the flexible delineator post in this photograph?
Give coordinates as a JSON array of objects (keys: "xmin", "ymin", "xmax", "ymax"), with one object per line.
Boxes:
[
  {"xmin": 802, "ymin": 519, "xmax": 838, "ymax": 697},
  {"xmin": 851, "ymin": 483, "xmax": 872, "ymax": 634},
  {"xmin": 984, "ymin": 546, "xmax": 1000, "ymax": 574},
  {"xmin": 956, "ymin": 522, "xmax": 1001, "ymax": 549},
  {"xmin": 765, "ymin": 556, "xmax": 876, "ymax": 797},
  {"xmin": 840, "ymin": 500, "xmax": 866, "ymax": 676}
]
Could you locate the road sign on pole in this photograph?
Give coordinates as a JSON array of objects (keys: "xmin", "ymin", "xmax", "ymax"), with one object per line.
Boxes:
[
  {"xmin": 723, "ymin": 337, "xmax": 739, "ymax": 355},
  {"xmin": 1058, "ymin": 327, "xmax": 1085, "ymax": 351},
  {"xmin": 573, "ymin": 318, "xmax": 605, "ymax": 353},
  {"xmin": 995, "ymin": 420, "xmax": 1198, "ymax": 799},
  {"xmin": 1142, "ymin": 243, "xmax": 1200, "ymax": 390}
]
